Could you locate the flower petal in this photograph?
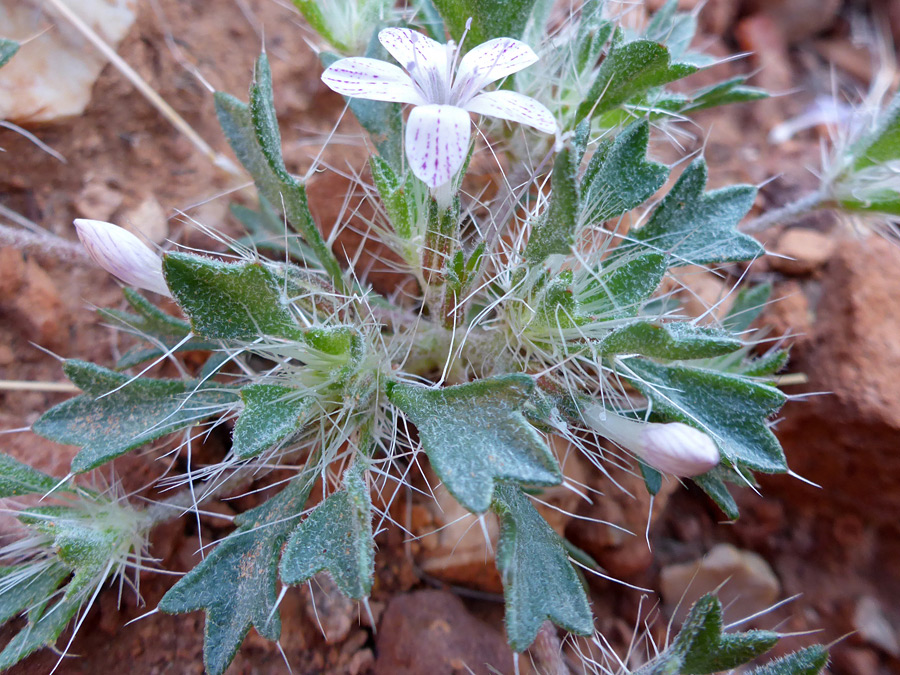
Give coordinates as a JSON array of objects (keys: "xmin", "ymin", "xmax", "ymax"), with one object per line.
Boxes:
[
  {"xmin": 321, "ymin": 57, "xmax": 425, "ymax": 104},
  {"xmin": 465, "ymin": 90, "xmax": 557, "ymax": 134},
  {"xmin": 452, "ymin": 38, "xmax": 538, "ymax": 103},
  {"xmin": 378, "ymin": 27, "xmax": 451, "ymax": 100},
  {"xmin": 405, "ymin": 104, "xmax": 471, "ymax": 188},
  {"xmin": 74, "ymin": 219, "xmax": 171, "ymax": 297}
]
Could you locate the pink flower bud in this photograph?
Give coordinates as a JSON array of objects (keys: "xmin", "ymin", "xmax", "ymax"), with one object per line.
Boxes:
[
  {"xmin": 583, "ymin": 405, "xmax": 720, "ymax": 477},
  {"xmin": 74, "ymin": 219, "xmax": 171, "ymax": 297}
]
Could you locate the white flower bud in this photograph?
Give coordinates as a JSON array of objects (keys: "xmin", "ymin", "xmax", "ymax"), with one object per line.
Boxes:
[
  {"xmin": 582, "ymin": 405, "xmax": 720, "ymax": 477},
  {"xmin": 74, "ymin": 219, "xmax": 171, "ymax": 297}
]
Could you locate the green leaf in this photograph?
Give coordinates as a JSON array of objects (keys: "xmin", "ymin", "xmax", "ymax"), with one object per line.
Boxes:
[
  {"xmin": 644, "ymin": 0, "xmax": 696, "ymax": 62},
  {"xmin": 232, "ymin": 384, "xmax": 313, "ymax": 459},
  {"xmin": 0, "ymin": 39, "xmax": 19, "ymax": 69},
  {"xmin": 600, "ymin": 321, "xmax": 741, "ymax": 359},
  {"xmin": 574, "ymin": 5, "xmax": 613, "ymax": 73},
  {"xmin": 692, "ymin": 471, "xmax": 739, "ymax": 520},
  {"xmin": 0, "ymin": 454, "xmax": 63, "ymax": 498},
  {"xmin": 0, "ymin": 564, "xmax": 70, "ymax": 626},
  {"xmin": 581, "ymin": 120, "xmax": 669, "ymax": 224},
  {"xmin": 576, "ymin": 30, "xmax": 697, "ymax": 121},
  {"xmin": 680, "ymin": 76, "xmax": 768, "ymax": 114},
  {"xmin": 100, "ymin": 289, "xmax": 219, "ymax": 369},
  {"xmin": 163, "ymin": 253, "xmax": 303, "ymax": 341},
  {"xmin": 387, "ymin": 375, "xmax": 561, "ymax": 513},
  {"xmin": 747, "ymin": 645, "xmax": 829, "ymax": 675},
  {"xmin": 322, "ymin": 33, "xmax": 404, "ymax": 171},
  {"xmin": 579, "ymin": 252, "xmax": 668, "ymax": 319},
  {"xmin": 622, "ymin": 359, "xmax": 787, "ymax": 473},
  {"xmin": 159, "ymin": 474, "xmax": 314, "ymax": 675},
  {"xmin": 0, "ymin": 594, "xmax": 81, "ymax": 670},
  {"xmin": 432, "ymin": 0, "xmax": 538, "ymax": 44},
  {"xmin": 370, "ymin": 155, "xmax": 415, "ymax": 239},
  {"xmin": 492, "ymin": 484, "xmax": 593, "ymax": 651},
  {"xmin": 524, "ymin": 146, "xmax": 580, "ymax": 265},
  {"xmin": 850, "ymin": 90, "xmax": 900, "ymax": 171},
  {"xmin": 32, "ymin": 360, "xmax": 237, "ymax": 473},
  {"xmin": 215, "ymin": 65, "xmax": 343, "ymax": 286},
  {"xmin": 232, "ymin": 197, "xmax": 319, "ymax": 263},
  {"xmin": 626, "ymin": 158, "xmax": 762, "ymax": 266},
  {"xmin": 280, "ymin": 463, "xmax": 374, "ymax": 598},
  {"xmin": 675, "ymin": 595, "xmax": 778, "ymax": 674},
  {"xmin": 722, "ymin": 283, "xmax": 772, "ymax": 334}
]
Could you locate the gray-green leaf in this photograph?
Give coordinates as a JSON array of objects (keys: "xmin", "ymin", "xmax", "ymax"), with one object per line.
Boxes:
[
  {"xmin": 0, "ymin": 454, "xmax": 63, "ymax": 498},
  {"xmin": 232, "ymin": 384, "xmax": 313, "ymax": 459},
  {"xmin": 600, "ymin": 321, "xmax": 741, "ymax": 360},
  {"xmin": 622, "ymin": 359, "xmax": 787, "ymax": 473},
  {"xmin": 492, "ymin": 484, "xmax": 593, "ymax": 651},
  {"xmin": 626, "ymin": 158, "xmax": 762, "ymax": 266},
  {"xmin": 159, "ymin": 474, "xmax": 314, "ymax": 675},
  {"xmin": 32, "ymin": 360, "xmax": 237, "ymax": 473},
  {"xmin": 163, "ymin": 252, "xmax": 303, "ymax": 341},
  {"xmin": 387, "ymin": 375, "xmax": 561, "ymax": 513},
  {"xmin": 0, "ymin": 39, "xmax": 18, "ymax": 69},
  {"xmin": 524, "ymin": 146, "xmax": 580, "ymax": 265},
  {"xmin": 747, "ymin": 645, "xmax": 829, "ymax": 675},
  {"xmin": 432, "ymin": 0, "xmax": 538, "ymax": 44},
  {"xmin": 280, "ymin": 463, "xmax": 374, "ymax": 598}
]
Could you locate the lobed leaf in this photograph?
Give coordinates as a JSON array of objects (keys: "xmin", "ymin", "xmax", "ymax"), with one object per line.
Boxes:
[
  {"xmin": 524, "ymin": 146, "xmax": 580, "ymax": 265},
  {"xmin": 32, "ymin": 360, "xmax": 237, "ymax": 473},
  {"xmin": 625, "ymin": 158, "xmax": 762, "ymax": 266},
  {"xmin": 600, "ymin": 321, "xmax": 742, "ymax": 360},
  {"xmin": 622, "ymin": 359, "xmax": 787, "ymax": 474},
  {"xmin": 492, "ymin": 484, "xmax": 593, "ymax": 651},
  {"xmin": 163, "ymin": 252, "xmax": 303, "ymax": 341},
  {"xmin": 159, "ymin": 474, "xmax": 314, "ymax": 675},
  {"xmin": 0, "ymin": 564, "xmax": 70, "ymax": 627},
  {"xmin": 747, "ymin": 645, "xmax": 829, "ymax": 675},
  {"xmin": 722, "ymin": 283, "xmax": 772, "ymax": 334},
  {"xmin": 581, "ymin": 119, "xmax": 669, "ymax": 224},
  {"xmin": 576, "ymin": 29, "xmax": 697, "ymax": 121},
  {"xmin": 232, "ymin": 384, "xmax": 313, "ymax": 459},
  {"xmin": 280, "ymin": 463, "xmax": 374, "ymax": 598},
  {"xmin": 387, "ymin": 375, "xmax": 561, "ymax": 513},
  {"xmin": 579, "ymin": 252, "xmax": 668, "ymax": 319}
]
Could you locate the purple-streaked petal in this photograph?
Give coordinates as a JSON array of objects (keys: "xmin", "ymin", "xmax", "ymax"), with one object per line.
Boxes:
[
  {"xmin": 378, "ymin": 27, "xmax": 451, "ymax": 99},
  {"xmin": 465, "ymin": 90, "xmax": 557, "ymax": 134},
  {"xmin": 452, "ymin": 38, "xmax": 538, "ymax": 103},
  {"xmin": 405, "ymin": 104, "xmax": 471, "ymax": 188},
  {"xmin": 321, "ymin": 57, "xmax": 425, "ymax": 104}
]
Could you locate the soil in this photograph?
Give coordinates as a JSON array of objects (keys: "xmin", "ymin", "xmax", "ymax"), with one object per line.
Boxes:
[{"xmin": 2, "ymin": 0, "xmax": 900, "ymax": 674}]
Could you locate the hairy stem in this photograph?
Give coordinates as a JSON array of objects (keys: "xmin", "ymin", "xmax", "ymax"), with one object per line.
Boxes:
[{"xmin": 740, "ymin": 190, "xmax": 827, "ymax": 233}]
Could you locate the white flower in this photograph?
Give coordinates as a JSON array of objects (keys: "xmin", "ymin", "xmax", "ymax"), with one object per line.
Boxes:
[
  {"xmin": 582, "ymin": 405, "xmax": 720, "ymax": 477},
  {"xmin": 74, "ymin": 219, "xmax": 171, "ymax": 297},
  {"xmin": 321, "ymin": 26, "xmax": 557, "ymax": 188}
]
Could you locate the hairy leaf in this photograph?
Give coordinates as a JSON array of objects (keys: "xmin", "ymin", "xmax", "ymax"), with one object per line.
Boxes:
[
  {"xmin": 370, "ymin": 155, "xmax": 414, "ymax": 239},
  {"xmin": 32, "ymin": 360, "xmax": 237, "ymax": 473},
  {"xmin": 577, "ymin": 29, "xmax": 697, "ymax": 121},
  {"xmin": 850, "ymin": 90, "xmax": 900, "ymax": 171},
  {"xmin": 492, "ymin": 484, "xmax": 593, "ymax": 651},
  {"xmin": 600, "ymin": 321, "xmax": 741, "ymax": 360},
  {"xmin": 432, "ymin": 0, "xmax": 537, "ymax": 44},
  {"xmin": 387, "ymin": 375, "xmax": 561, "ymax": 513},
  {"xmin": 0, "ymin": 564, "xmax": 70, "ymax": 626},
  {"xmin": 159, "ymin": 474, "xmax": 314, "ymax": 675},
  {"xmin": 722, "ymin": 283, "xmax": 772, "ymax": 334},
  {"xmin": 232, "ymin": 197, "xmax": 319, "ymax": 263},
  {"xmin": 747, "ymin": 645, "xmax": 829, "ymax": 675},
  {"xmin": 215, "ymin": 59, "xmax": 342, "ymax": 285},
  {"xmin": 280, "ymin": 463, "xmax": 374, "ymax": 598},
  {"xmin": 100, "ymin": 289, "xmax": 219, "ymax": 369},
  {"xmin": 692, "ymin": 471, "xmax": 739, "ymax": 520},
  {"xmin": 626, "ymin": 158, "xmax": 762, "ymax": 266},
  {"xmin": 525, "ymin": 146, "xmax": 580, "ymax": 265},
  {"xmin": 579, "ymin": 252, "xmax": 668, "ymax": 319},
  {"xmin": 0, "ymin": 594, "xmax": 81, "ymax": 670},
  {"xmin": 163, "ymin": 253, "xmax": 303, "ymax": 341},
  {"xmin": 0, "ymin": 454, "xmax": 63, "ymax": 498},
  {"xmin": 581, "ymin": 119, "xmax": 669, "ymax": 224},
  {"xmin": 622, "ymin": 359, "xmax": 787, "ymax": 473},
  {"xmin": 232, "ymin": 384, "xmax": 313, "ymax": 459}
]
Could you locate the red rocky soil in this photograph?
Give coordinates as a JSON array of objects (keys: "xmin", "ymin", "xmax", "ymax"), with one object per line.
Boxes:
[{"xmin": 2, "ymin": 0, "xmax": 900, "ymax": 673}]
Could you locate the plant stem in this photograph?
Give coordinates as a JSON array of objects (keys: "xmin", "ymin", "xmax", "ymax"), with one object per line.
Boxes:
[{"xmin": 741, "ymin": 190, "xmax": 827, "ymax": 233}]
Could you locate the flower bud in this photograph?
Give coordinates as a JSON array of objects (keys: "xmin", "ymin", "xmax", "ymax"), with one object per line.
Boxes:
[
  {"xmin": 74, "ymin": 219, "xmax": 171, "ymax": 297},
  {"xmin": 582, "ymin": 405, "xmax": 720, "ymax": 477}
]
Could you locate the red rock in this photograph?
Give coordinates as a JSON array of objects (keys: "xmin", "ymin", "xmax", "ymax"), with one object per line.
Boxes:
[
  {"xmin": 771, "ymin": 228, "xmax": 837, "ymax": 276},
  {"xmin": 374, "ymin": 590, "xmax": 514, "ymax": 675},
  {"xmin": 745, "ymin": 0, "xmax": 843, "ymax": 43}
]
